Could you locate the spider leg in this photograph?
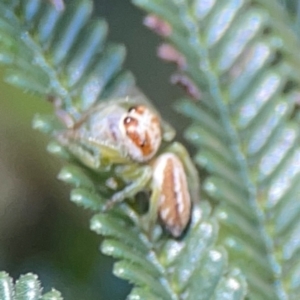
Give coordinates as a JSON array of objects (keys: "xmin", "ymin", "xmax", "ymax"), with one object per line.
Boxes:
[
  {"xmin": 147, "ymin": 182, "xmax": 161, "ymax": 232},
  {"xmin": 161, "ymin": 120, "xmax": 176, "ymax": 142},
  {"xmin": 163, "ymin": 142, "xmax": 200, "ymax": 202},
  {"xmin": 66, "ymin": 141, "xmax": 103, "ymax": 170},
  {"xmin": 103, "ymin": 165, "xmax": 152, "ymax": 210}
]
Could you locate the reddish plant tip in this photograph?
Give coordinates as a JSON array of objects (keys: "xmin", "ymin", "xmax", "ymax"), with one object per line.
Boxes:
[
  {"xmin": 143, "ymin": 14, "xmax": 172, "ymax": 37},
  {"xmin": 49, "ymin": 0, "xmax": 65, "ymax": 12},
  {"xmin": 171, "ymin": 74, "xmax": 202, "ymax": 100},
  {"xmin": 157, "ymin": 43, "xmax": 186, "ymax": 69}
]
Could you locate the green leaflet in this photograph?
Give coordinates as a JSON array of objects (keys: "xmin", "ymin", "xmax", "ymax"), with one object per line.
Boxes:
[
  {"xmin": 90, "ymin": 201, "xmax": 247, "ymax": 300},
  {"xmin": 0, "ymin": 0, "xmax": 248, "ymax": 299},
  {"xmin": 55, "ymin": 137, "xmax": 247, "ymax": 299},
  {"xmin": 0, "ymin": 0, "xmax": 135, "ymax": 117},
  {"xmin": 0, "ymin": 272, "xmax": 62, "ymax": 300},
  {"xmin": 56, "ymin": 151, "xmax": 248, "ymax": 299},
  {"xmin": 132, "ymin": 0, "xmax": 300, "ymax": 299}
]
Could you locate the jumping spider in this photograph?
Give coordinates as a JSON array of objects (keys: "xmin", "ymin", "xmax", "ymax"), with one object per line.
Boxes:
[{"xmin": 56, "ymin": 97, "xmax": 199, "ymax": 237}]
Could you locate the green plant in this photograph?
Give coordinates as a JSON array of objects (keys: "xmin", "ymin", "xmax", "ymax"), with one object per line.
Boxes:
[
  {"xmin": 0, "ymin": 0, "xmax": 300, "ymax": 299},
  {"xmin": 0, "ymin": 272, "xmax": 62, "ymax": 300}
]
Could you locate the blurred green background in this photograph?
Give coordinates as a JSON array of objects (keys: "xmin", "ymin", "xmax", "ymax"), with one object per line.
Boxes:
[{"xmin": 0, "ymin": 0, "xmax": 183, "ymax": 299}]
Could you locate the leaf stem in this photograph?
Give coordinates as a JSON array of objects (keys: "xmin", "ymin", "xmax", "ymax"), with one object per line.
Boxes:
[{"xmin": 173, "ymin": 1, "xmax": 287, "ymax": 299}]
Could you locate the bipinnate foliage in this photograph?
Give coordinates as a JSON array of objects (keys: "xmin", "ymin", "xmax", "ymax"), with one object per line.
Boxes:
[
  {"xmin": 132, "ymin": 0, "xmax": 300, "ymax": 299},
  {"xmin": 0, "ymin": 0, "xmax": 247, "ymax": 299},
  {"xmin": 58, "ymin": 164, "xmax": 247, "ymax": 299},
  {"xmin": 0, "ymin": 0, "xmax": 135, "ymax": 116},
  {"xmin": 0, "ymin": 272, "xmax": 62, "ymax": 300}
]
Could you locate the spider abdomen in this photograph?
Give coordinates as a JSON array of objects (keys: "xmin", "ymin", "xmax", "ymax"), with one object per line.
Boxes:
[{"xmin": 153, "ymin": 153, "xmax": 191, "ymax": 237}]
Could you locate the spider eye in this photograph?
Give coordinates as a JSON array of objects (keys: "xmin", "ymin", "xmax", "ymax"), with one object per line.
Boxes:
[{"xmin": 123, "ymin": 116, "xmax": 138, "ymax": 126}]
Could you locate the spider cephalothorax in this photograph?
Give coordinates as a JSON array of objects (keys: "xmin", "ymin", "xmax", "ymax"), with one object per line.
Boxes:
[{"xmin": 57, "ymin": 98, "xmax": 199, "ymax": 237}]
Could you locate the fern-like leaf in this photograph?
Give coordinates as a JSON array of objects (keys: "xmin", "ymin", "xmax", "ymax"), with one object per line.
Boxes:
[
  {"xmin": 0, "ymin": 0, "xmax": 135, "ymax": 117},
  {"xmin": 0, "ymin": 271, "xmax": 62, "ymax": 300},
  {"xmin": 49, "ymin": 140, "xmax": 247, "ymax": 299},
  {"xmin": 133, "ymin": 0, "xmax": 300, "ymax": 299},
  {"xmin": 93, "ymin": 205, "xmax": 247, "ymax": 300},
  {"xmin": 0, "ymin": 0, "xmax": 248, "ymax": 298}
]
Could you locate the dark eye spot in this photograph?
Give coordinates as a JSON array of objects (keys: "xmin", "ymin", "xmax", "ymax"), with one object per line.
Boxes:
[
  {"xmin": 123, "ymin": 116, "xmax": 138, "ymax": 127},
  {"xmin": 124, "ymin": 116, "xmax": 132, "ymax": 124}
]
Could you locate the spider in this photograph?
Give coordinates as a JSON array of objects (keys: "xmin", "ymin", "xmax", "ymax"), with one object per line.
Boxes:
[{"xmin": 56, "ymin": 97, "xmax": 199, "ymax": 237}]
